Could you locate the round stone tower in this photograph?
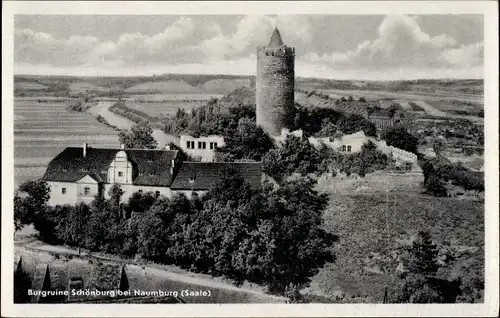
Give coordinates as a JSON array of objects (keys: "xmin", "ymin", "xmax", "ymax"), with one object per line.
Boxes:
[{"xmin": 256, "ymin": 27, "xmax": 295, "ymax": 136}]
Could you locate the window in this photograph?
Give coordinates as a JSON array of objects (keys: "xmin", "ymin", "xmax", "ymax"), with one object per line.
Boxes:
[
  {"xmin": 62, "ymin": 188, "xmax": 66, "ymax": 194},
  {"xmin": 190, "ymin": 141, "xmax": 195, "ymax": 149},
  {"xmin": 214, "ymin": 142, "xmax": 218, "ymax": 149},
  {"xmin": 342, "ymin": 145, "xmax": 346, "ymax": 152},
  {"xmin": 149, "ymin": 172, "xmax": 156, "ymax": 176},
  {"xmin": 138, "ymin": 190, "xmax": 143, "ymax": 193},
  {"xmin": 155, "ymin": 191, "xmax": 160, "ymax": 197},
  {"xmin": 202, "ymin": 142, "xmax": 207, "ymax": 149},
  {"xmin": 198, "ymin": 141, "xmax": 202, "ymax": 149},
  {"xmin": 209, "ymin": 142, "xmax": 214, "ymax": 150},
  {"xmin": 118, "ymin": 171, "xmax": 123, "ymax": 177},
  {"xmin": 84, "ymin": 187, "xmax": 90, "ymax": 195},
  {"xmin": 347, "ymin": 145, "xmax": 352, "ymax": 152},
  {"xmin": 186, "ymin": 141, "xmax": 191, "ymax": 149}
]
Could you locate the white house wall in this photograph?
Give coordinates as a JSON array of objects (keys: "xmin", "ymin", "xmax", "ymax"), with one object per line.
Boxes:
[
  {"xmin": 180, "ymin": 135, "xmax": 225, "ymax": 162},
  {"xmin": 47, "ymin": 181, "xmax": 79, "ymax": 206},
  {"xmin": 76, "ymin": 175, "xmax": 99, "ymax": 205},
  {"xmin": 107, "ymin": 151, "xmax": 133, "ymax": 184}
]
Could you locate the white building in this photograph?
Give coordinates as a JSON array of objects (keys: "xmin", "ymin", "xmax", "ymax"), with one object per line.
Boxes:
[
  {"xmin": 41, "ymin": 143, "xmax": 262, "ymax": 206},
  {"xmin": 179, "ymin": 135, "xmax": 225, "ymax": 162}
]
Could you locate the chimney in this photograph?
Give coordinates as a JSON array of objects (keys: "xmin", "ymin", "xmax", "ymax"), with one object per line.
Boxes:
[
  {"xmin": 170, "ymin": 159, "xmax": 175, "ymax": 175},
  {"xmin": 83, "ymin": 142, "xmax": 87, "ymax": 157},
  {"xmin": 165, "ymin": 145, "xmax": 171, "ymax": 151},
  {"xmin": 120, "ymin": 144, "xmax": 125, "ymax": 149}
]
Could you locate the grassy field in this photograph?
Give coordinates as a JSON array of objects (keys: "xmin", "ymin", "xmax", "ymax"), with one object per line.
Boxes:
[
  {"xmin": 124, "ymin": 94, "xmax": 223, "ymax": 119},
  {"xmin": 309, "ymin": 172, "xmax": 484, "ymax": 302},
  {"xmin": 14, "ymin": 98, "xmax": 121, "ymax": 188}
]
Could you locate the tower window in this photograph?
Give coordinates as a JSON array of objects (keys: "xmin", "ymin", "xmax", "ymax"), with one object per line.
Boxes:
[
  {"xmin": 62, "ymin": 188, "xmax": 66, "ymax": 194},
  {"xmin": 118, "ymin": 171, "xmax": 123, "ymax": 177}
]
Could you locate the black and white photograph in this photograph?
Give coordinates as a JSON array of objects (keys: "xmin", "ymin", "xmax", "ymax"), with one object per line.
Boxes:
[{"xmin": 2, "ymin": 1, "xmax": 498, "ymax": 317}]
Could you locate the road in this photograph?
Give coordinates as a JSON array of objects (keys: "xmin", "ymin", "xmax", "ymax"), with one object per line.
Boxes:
[{"xmin": 89, "ymin": 101, "xmax": 180, "ymax": 147}]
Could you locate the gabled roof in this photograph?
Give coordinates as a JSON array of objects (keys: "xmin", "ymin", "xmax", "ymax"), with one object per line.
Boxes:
[
  {"xmin": 42, "ymin": 147, "xmax": 178, "ymax": 187},
  {"xmin": 268, "ymin": 27, "xmax": 284, "ymax": 47},
  {"xmin": 170, "ymin": 162, "xmax": 262, "ymax": 190}
]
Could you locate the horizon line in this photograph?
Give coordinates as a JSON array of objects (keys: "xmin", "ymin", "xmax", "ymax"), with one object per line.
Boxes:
[{"xmin": 13, "ymin": 72, "xmax": 484, "ymax": 82}]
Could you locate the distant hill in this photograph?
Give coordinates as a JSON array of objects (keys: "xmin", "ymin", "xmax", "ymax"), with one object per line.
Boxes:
[
  {"xmin": 123, "ymin": 80, "xmax": 204, "ymax": 94},
  {"xmin": 14, "ymin": 74, "xmax": 482, "ymax": 97},
  {"xmin": 197, "ymin": 79, "xmax": 252, "ymax": 94}
]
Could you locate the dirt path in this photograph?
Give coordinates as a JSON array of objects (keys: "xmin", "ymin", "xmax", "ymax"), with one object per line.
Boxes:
[
  {"xmin": 89, "ymin": 102, "xmax": 180, "ymax": 147},
  {"xmin": 412, "ymin": 100, "xmax": 448, "ymax": 116},
  {"xmin": 14, "ymin": 240, "xmax": 286, "ymax": 302}
]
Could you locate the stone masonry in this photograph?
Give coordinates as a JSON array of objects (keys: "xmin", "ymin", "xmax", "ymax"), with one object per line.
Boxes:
[{"xmin": 256, "ymin": 28, "xmax": 295, "ymax": 136}]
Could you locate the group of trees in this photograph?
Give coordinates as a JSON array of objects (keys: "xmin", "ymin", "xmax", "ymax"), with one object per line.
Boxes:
[
  {"xmin": 15, "ymin": 173, "xmax": 336, "ymax": 295},
  {"xmin": 290, "ymin": 103, "xmax": 377, "ymax": 137},
  {"xmin": 118, "ymin": 121, "xmax": 158, "ymax": 149},
  {"xmin": 262, "ymin": 135, "xmax": 335, "ymax": 183},
  {"xmin": 420, "ymin": 157, "xmax": 484, "ymax": 196},
  {"xmin": 394, "ymin": 231, "xmax": 463, "ymax": 303},
  {"xmin": 336, "ymin": 141, "xmax": 390, "ymax": 177}
]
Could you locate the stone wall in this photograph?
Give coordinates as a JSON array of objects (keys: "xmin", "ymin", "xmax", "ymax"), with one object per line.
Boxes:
[{"xmin": 256, "ymin": 46, "xmax": 295, "ymax": 136}]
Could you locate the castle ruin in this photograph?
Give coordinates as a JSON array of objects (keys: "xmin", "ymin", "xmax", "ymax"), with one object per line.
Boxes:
[{"xmin": 256, "ymin": 28, "xmax": 295, "ymax": 136}]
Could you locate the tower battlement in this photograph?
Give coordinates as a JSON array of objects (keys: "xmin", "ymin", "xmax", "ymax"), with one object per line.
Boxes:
[
  {"xmin": 256, "ymin": 46, "xmax": 295, "ymax": 57},
  {"xmin": 256, "ymin": 28, "xmax": 295, "ymax": 136}
]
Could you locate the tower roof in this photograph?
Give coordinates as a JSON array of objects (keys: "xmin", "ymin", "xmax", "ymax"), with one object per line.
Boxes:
[{"xmin": 268, "ymin": 27, "xmax": 284, "ymax": 47}]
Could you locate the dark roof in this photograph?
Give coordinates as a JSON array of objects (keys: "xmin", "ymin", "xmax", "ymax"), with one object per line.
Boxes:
[
  {"xmin": 170, "ymin": 162, "xmax": 262, "ymax": 190},
  {"xmin": 268, "ymin": 27, "xmax": 284, "ymax": 47},
  {"xmin": 42, "ymin": 147, "xmax": 178, "ymax": 186}
]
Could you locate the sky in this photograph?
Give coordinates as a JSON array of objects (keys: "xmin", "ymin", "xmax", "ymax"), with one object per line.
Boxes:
[{"xmin": 14, "ymin": 14, "xmax": 484, "ymax": 80}]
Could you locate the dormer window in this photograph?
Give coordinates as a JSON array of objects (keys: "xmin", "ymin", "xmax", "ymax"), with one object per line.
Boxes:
[{"xmin": 189, "ymin": 174, "xmax": 196, "ymax": 184}]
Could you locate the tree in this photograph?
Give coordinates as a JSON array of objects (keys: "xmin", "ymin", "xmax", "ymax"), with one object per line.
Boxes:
[
  {"xmin": 382, "ymin": 126, "xmax": 419, "ymax": 154},
  {"xmin": 396, "ymin": 231, "xmax": 462, "ymax": 303},
  {"xmin": 126, "ymin": 191, "xmax": 157, "ymax": 214},
  {"xmin": 119, "ymin": 121, "xmax": 158, "ymax": 149},
  {"xmin": 358, "ymin": 97, "xmax": 366, "ymax": 103},
  {"xmin": 14, "ymin": 259, "xmax": 32, "ymax": 303},
  {"xmin": 215, "ymin": 118, "xmax": 275, "ymax": 161}
]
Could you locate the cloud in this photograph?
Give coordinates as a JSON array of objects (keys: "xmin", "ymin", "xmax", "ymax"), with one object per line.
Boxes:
[
  {"xmin": 199, "ymin": 15, "xmax": 312, "ymax": 60},
  {"xmin": 301, "ymin": 15, "xmax": 483, "ymax": 72},
  {"xmin": 14, "ymin": 15, "xmax": 483, "ymax": 79}
]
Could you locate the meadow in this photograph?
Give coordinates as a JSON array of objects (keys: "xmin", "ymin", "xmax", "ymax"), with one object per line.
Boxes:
[
  {"xmin": 308, "ymin": 172, "xmax": 484, "ymax": 302},
  {"xmin": 14, "ymin": 98, "xmax": 121, "ymax": 188},
  {"xmin": 124, "ymin": 94, "xmax": 223, "ymax": 119}
]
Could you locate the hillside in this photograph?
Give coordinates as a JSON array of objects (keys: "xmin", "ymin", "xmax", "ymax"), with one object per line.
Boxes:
[
  {"xmin": 123, "ymin": 80, "xmax": 204, "ymax": 94},
  {"xmin": 197, "ymin": 79, "xmax": 252, "ymax": 94}
]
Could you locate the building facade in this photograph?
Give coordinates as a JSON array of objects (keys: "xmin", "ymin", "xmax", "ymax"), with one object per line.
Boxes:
[
  {"xmin": 256, "ymin": 28, "xmax": 295, "ymax": 136},
  {"xmin": 42, "ymin": 143, "xmax": 262, "ymax": 206},
  {"xmin": 179, "ymin": 134, "xmax": 225, "ymax": 162}
]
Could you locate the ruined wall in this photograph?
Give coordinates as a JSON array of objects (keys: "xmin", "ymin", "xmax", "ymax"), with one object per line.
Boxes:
[{"xmin": 256, "ymin": 46, "xmax": 295, "ymax": 136}]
